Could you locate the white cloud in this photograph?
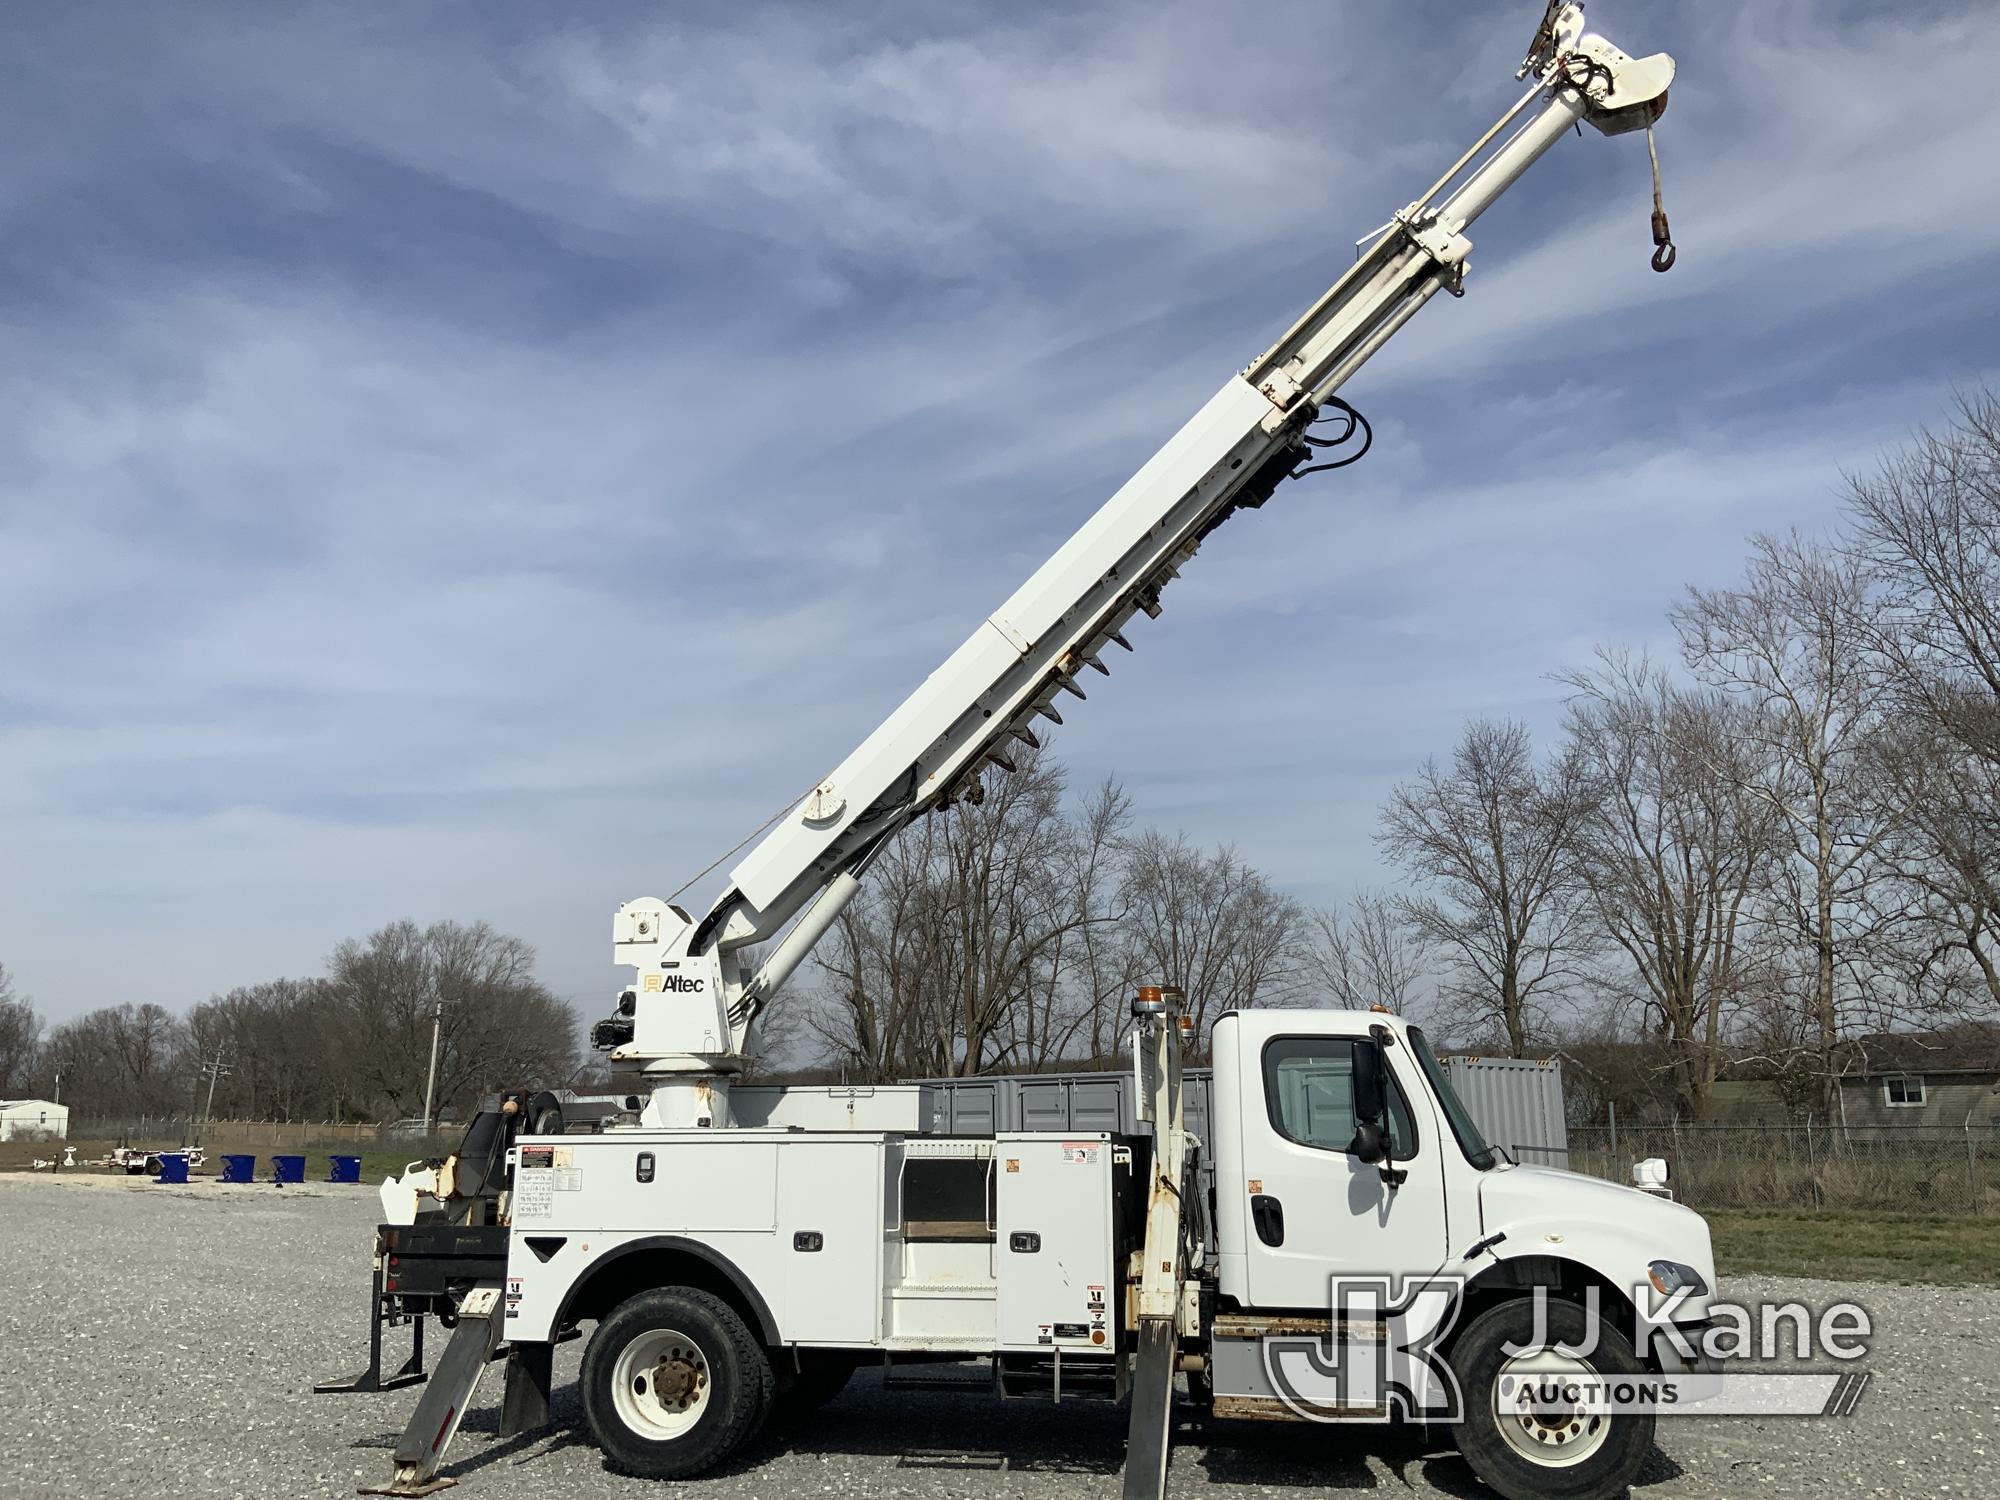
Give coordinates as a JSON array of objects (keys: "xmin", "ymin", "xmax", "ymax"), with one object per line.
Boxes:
[{"xmin": 2, "ymin": 1, "xmax": 1997, "ymax": 1021}]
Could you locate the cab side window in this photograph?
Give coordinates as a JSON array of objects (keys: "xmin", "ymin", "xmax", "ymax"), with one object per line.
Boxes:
[{"xmin": 1263, "ymin": 1038, "xmax": 1415, "ymax": 1159}]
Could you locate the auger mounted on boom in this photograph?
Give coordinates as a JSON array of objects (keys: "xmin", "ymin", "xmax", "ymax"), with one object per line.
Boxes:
[{"xmin": 326, "ymin": 10, "xmax": 1719, "ymax": 1500}]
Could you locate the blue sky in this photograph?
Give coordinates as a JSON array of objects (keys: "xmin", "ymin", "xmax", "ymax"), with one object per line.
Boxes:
[{"xmin": 3, "ymin": 1, "xmax": 1997, "ymax": 1026}]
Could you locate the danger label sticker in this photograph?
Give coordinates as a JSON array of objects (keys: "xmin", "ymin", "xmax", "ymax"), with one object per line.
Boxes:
[{"xmin": 1060, "ymin": 1141, "xmax": 1100, "ymax": 1166}]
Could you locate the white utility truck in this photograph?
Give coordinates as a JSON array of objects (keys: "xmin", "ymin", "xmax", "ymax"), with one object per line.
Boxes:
[{"xmin": 322, "ymin": 8, "xmax": 1715, "ymax": 1499}]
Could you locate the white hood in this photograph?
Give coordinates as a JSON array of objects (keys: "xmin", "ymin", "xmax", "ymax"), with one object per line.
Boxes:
[{"xmin": 1477, "ymin": 1163, "xmax": 1716, "ymax": 1298}]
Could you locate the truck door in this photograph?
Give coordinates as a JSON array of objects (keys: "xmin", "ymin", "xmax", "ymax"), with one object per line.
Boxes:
[{"xmin": 1239, "ymin": 1034, "xmax": 1448, "ymax": 1310}]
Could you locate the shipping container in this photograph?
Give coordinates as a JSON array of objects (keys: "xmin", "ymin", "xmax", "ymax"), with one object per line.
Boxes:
[{"xmin": 1440, "ymin": 1054, "xmax": 1569, "ymax": 1169}]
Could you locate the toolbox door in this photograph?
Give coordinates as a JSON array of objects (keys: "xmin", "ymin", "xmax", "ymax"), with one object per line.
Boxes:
[
  {"xmin": 995, "ymin": 1134, "xmax": 1114, "ymax": 1353},
  {"xmin": 776, "ymin": 1140, "xmax": 883, "ymax": 1344}
]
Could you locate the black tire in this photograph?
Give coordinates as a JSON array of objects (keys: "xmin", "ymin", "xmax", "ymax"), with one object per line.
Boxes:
[
  {"xmin": 1448, "ymin": 1296, "xmax": 1656, "ymax": 1500},
  {"xmin": 771, "ymin": 1351, "xmax": 858, "ymax": 1416},
  {"xmin": 582, "ymin": 1287, "xmax": 774, "ymax": 1478}
]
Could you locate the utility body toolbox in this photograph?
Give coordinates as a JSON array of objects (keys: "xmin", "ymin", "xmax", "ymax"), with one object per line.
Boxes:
[{"xmin": 502, "ymin": 1129, "xmax": 1140, "ymax": 1364}]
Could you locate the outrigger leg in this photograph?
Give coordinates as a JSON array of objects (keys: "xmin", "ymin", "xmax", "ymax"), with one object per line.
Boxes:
[
  {"xmin": 316, "ymin": 1259, "xmax": 427, "ymax": 1394},
  {"xmin": 358, "ymin": 1283, "xmax": 506, "ymax": 1498},
  {"xmin": 1120, "ymin": 984, "xmax": 1192, "ymax": 1500},
  {"xmin": 1122, "ymin": 1317, "xmax": 1178, "ymax": 1500}
]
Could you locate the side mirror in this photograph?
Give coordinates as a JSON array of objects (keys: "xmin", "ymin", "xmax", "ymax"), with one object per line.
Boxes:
[
  {"xmin": 1349, "ymin": 1118, "xmax": 1389, "ymax": 1164},
  {"xmin": 1350, "ymin": 1039, "xmax": 1391, "ymax": 1165},
  {"xmin": 1353, "ymin": 1039, "xmax": 1387, "ymax": 1128}
]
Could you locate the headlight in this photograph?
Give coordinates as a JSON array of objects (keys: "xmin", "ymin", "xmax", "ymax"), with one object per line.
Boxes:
[{"xmin": 1647, "ymin": 1259, "xmax": 1708, "ymax": 1296}]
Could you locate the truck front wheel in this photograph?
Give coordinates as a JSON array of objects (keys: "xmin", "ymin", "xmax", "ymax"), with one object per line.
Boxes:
[
  {"xmin": 582, "ymin": 1287, "xmax": 774, "ymax": 1478},
  {"xmin": 1448, "ymin": 1296, "xmax": 1656, "ymax": 1500}
]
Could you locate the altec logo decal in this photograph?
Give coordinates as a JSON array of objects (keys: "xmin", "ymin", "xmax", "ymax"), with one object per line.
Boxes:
[{"xmin": 659, "ymin": 973, "xmax": 706, "ymax": 993}]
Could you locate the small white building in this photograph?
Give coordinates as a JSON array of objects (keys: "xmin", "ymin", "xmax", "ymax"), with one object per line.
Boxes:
[{"xmin": 0, "ymin": 1099, "xmax": 69, "ymax": 1141}]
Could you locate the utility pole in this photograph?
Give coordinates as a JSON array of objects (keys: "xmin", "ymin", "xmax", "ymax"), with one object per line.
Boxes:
[
  {"xmin": 198, "ymin": 1045, "xmax": 232, "ymax": 1148},
  {"xmin": 52, "ymin": 1069, "xmax": 62, "ymax": 1106},
  {"xmin": 422, "ymin": 1001, "xmax": 444, "ymax": 1134}
]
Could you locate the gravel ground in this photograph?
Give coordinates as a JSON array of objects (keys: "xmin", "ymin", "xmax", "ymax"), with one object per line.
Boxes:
[{"xmin": 2, "ymin": 1174, "xmax": 1994, "ymax": 1500}]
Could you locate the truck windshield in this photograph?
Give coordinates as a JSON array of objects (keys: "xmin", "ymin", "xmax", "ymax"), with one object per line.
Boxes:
[{"xmin": 1407, "ymin": 1027, "xmax": 1498, "ymax": 1170}]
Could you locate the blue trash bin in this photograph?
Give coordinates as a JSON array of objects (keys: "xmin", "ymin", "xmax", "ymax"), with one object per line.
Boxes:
[
  {"xmin": 272, "ymin": 1154, "xmax": 306, "ymax": 1184},
  {"xmin": 221, "ymin": 1154, "xmax": 256, "ymax": 1184},
  {"xmin": 328, "ymin": 1154, "xmax": 361, "ymax": 1184},
  {"xmin": 155, "ymin": 1153, "xmax": 190, "ymax": 1185}
]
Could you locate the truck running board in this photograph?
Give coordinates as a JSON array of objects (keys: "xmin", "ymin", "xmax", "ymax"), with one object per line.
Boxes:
[{"xmin": 358, "ymin": 1283, "xmax": 506, "ymax": 1498}]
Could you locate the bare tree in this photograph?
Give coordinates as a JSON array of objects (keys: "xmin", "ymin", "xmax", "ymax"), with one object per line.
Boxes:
[
  {"xmin": 104, "ymin": 1002, "xmax": 184, "ymax": 1115},
  {"xmin": 328, "ymin": 919, "xmax": 578, "ymax": 1121},
  {"xmin": 36, "ymin": 1016, "xmax": 117, "ymax": 1114},
  {"xmin": 807, "ymin": 898, "xmax": 912, "ymax": 1083},
  {"xmin": 1299, "ymin": 889, "xmax": 1429, "ymax": 1014},
  {"xmin": 326, "ymin": 918, "xmax": 435, "ymax": 1117},
  {"xmin": 26, "ymin": 1001, "xmax": 190, "ymax": 1117},
  {"xmin": 1860, "ymin": 715, "xmax": 2000, "ymax": 1015},
  {"xmin": 1559, "ymin": 653, "xmax": 1780, "ymax": 1117},
  {"xmin": 1846, "ymin": 388, "xmax": 2000, "ymax": 765},
  {"xmin": 1674, "ymin": 532, "xmax": 1892, "ymax": 1112},
  {"xmin": 805, "ymin": 750, "xmax": 1112, "ymax": 1078},
  {"xmin": 1037, "ymin": 778, "xmax": 1138, "ymax": 1064},
  {"xmin": 1377, "ymin": 719, "xmax": 1595, "ymax": 1055},
  {"xmin": 0, "ymin": 963, "xmax": 40, "ymax": 1096},
  {"xmin": 180, "ymin": 979, "xmax": 337, "ymax": 1121},
  {"xmin": 1845, "ymin": 389, "xmax": 2000, "ymax": 1017},
  {"xmin": 1119, "ymin": 830, "xmax": 1303, "ymax": 1039},
  {"xmin": 9, "ymin": 921, "xmax": 573, "ymax": 1123}
]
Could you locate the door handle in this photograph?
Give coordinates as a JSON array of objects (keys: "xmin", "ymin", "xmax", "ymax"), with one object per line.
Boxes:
[{"xmin": 1251, "ymin": 1194, "xmax": 1285, "ymax": 1247}]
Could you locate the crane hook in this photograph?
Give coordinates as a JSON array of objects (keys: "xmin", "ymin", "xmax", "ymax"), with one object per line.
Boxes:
[
  {"xmin": 1651, "ymin": 224, "xmax": 1676, "ymax": 273},
  {"xmin": 1646, "ymin": 122, "xmax": 1675, "ymax": 273}
]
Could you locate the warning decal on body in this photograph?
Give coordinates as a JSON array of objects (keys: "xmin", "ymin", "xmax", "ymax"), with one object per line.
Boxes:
[
  {"xmin": 1059, "ymin": 1141, "xmax": 1101, "ymax": 1166},
  {"xmin": 515, "ymin": 1173, "xmax": 554, "ymax": 1219},
  {"xmin": 520, "ymin": 1146, "xmax": 554, "ymax": 1170}
]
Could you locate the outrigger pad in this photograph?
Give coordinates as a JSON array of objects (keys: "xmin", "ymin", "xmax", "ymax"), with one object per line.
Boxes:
[
  {"xmin": 314, "ymin": 1359, "xmax": 426, "ymax": 1395},
  {"xmin": 357, "ymin": 1479, "xmax": 456, "ymax": 1498}
]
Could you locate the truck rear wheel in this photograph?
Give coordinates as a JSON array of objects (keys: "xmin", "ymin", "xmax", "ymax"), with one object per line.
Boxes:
[
  {"xmin": 582, "ymin": 1287, "xmax": 773, "ymax": 1478},
  {"xmin": 1449, "ymin": 1296, "xmax": 1655, "ymax": 1500}
]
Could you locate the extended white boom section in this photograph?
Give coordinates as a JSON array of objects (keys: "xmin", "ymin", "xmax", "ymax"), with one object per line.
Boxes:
[{"xmin": 604, "ymin": 4, "xmax": 1672, "ymax": 1119}]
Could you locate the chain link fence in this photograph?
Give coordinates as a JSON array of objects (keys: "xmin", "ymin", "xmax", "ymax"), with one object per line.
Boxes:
[
  {"xmin": 52, "ymin": 1115, "xmax": 2000, "ymax": 1215},
  {"xmin": 1513, "ymin": 1124, "xmax": 2000, "ymax": 1214},
  {"xmin": 62, "ymin": 1116, "xmax": 462, "ymax": 1159}
]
